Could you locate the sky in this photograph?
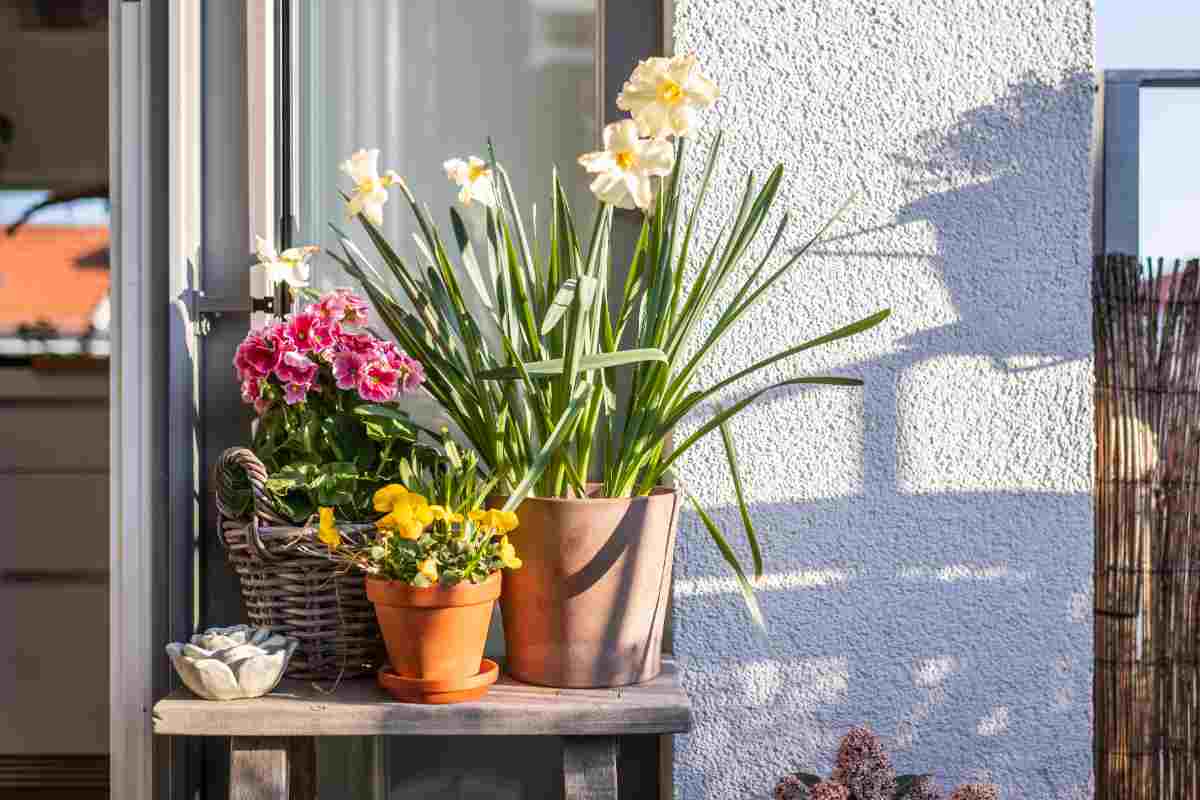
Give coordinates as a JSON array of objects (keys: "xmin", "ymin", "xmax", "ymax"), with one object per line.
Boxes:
[{"xmin": 1095, "ymin": 0, "xmax": 1200, "ymax": 259}]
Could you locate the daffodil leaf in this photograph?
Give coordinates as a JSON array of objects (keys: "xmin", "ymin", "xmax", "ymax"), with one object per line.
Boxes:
[
  {"xmin": 478, "ymin": 348, "xmax": 666, "ymax": 380},
  {"xmin": 540, "ymin": 276, "xmax": 597, "ymax": 336},
  {"xmin": 686, "ymin": 490, "xmax": 765, "ymax": 629},
  {"xmin": 717, "ymin": 410, "xmax": 762, "ymax": 579}
]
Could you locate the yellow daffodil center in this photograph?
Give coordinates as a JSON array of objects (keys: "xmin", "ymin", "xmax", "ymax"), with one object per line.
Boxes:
[
  {"xmin": 467, "ymin": 163, "xmax": 489, "ymax": 182},
  {"xmin": 614, "ymin": 150, "xmax": 635, "ymax": 171},
  {"xmin": 658, "ymin": 79, "xmax": 683, "ymax": 105}
]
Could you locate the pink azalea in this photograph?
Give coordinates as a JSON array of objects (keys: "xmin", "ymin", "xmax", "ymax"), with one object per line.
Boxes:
[
  {"xmin": 332, "ymin": 351, "xmax": 366, "ymax": 390},
  {"xmin": 287, "ymin": 311, "xmax": 337, "ymax": 354},
  {"xmin": 357, "ymin": 359, "xmax": 399, "ymax": 403},
  {"xmin": 283, "ymin": 381, "xmax": 312, "ymax": 405},
  {"xmin": 234, "ymin": 327, "xmax": 287, "ymax": 379},
  {"xmin": 275, "ymin": 351, "xmax": 318, "ymax": 386}
]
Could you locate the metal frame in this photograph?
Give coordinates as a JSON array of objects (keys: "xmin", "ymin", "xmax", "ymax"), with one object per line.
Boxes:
[
  {"xmin": 1100, "ymin": 70, "xmax": 1200, "ymax": 257},
  {"xmin": 110, "ymin": 0, "xmax": 197, "ymax": 798}
]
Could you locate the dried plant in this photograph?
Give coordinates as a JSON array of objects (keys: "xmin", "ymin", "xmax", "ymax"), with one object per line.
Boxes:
[
  {"xmin": 948, "ymin": 785, "xmax": 998, "ymax": 800},
  {"xmin": 831, "ymin": 726, "xmax": 897, "ymax": 800}
]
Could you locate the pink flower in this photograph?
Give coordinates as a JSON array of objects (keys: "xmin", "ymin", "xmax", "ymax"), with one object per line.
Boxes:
[
  {"xmin": 332, "ymin": 351, "xmax": 366, "ymax": 391},
  {"xmin": 379, "ymin": 342, "xmax": 424, "ymax": 393},
  {"xmin": 337, "ymin": 330, "xmax": 381, "ymax": 355},
  {"xmin": 327, "ymin": 289, "xmax": 369, "ymax": 327},
  {"xmin": 287, "ymin": 311, "xmax": 336, "ymax": 354},
  {"xmin": 234, "ymin": 327, "xmax": 288, "ymax": 379},
  {"xmin": 357, "ymin": 359, "xmax": 399, "ymax": 403},
  {"xmin": 283, "ymin": 382, "xmax": 312, "ymax": 405},
  {"xmin": 240, "ymin": 377, "xmax": 264, "ymax": 405},
  {"xmin": 314, "ymin": 292, "xmax": 348, "ymax": 326},
  {"xmin": 275, "ymin": 351, "xmax": 318, "ymax": 386}
]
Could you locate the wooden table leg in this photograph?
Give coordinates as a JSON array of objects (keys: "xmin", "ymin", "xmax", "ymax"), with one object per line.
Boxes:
[
  {"xmin": 229, "ymin": 737, "xmax": 317, "ymax": 800},
  {"xmin": 563, "ymin": 736, "xmax": 618, "ymax": 800}
]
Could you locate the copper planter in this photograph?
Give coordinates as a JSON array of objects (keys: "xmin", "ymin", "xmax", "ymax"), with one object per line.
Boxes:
[{"xmin": 498, "ymin": 488, "xmax": 679, "ymax": 688}]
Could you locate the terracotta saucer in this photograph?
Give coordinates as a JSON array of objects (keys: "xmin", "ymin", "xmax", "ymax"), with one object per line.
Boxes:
[{"xmin": 377, "ymin": 658, "xmax": 500, "ymax": 704}]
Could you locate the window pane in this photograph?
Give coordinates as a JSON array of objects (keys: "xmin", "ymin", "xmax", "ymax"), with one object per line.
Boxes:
[
  {"xmin": 296, "ymin": 0, "xmax": 597, "ymax": 286},
  {"xmin": 1139, "ymin": 87, "xmax": 1200, "ymax": 260}
]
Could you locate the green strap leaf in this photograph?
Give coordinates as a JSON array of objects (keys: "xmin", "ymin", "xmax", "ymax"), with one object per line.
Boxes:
[
  {"xmin": 717, "ymin": 410, "xmax": 763, "ymax": 579},
  {"xmin": 686, "ymin": 490, "xmax": 765, "ymax": 629},
  {"xmin": 478, "ymin": 348, "xmax": 667, "ymax": 380},
  {"xmin": 501, "ymin": 386, "xmax": 590, "ymax": 513},
  {"xmin": 540, "ymin": 276, "xmax": 597, "ymax": 336}
]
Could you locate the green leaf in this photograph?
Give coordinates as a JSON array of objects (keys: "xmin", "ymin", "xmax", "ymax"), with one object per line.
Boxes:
[
  {"xmin": 794, "ymin": 773, "xmax": 823, "ymax": 788},
  {"xmin": 478, "ymin": 348, "xmax": 667, "ymax": 380},
  {"xmin": 500, "ymin": 385, "xmax": 590, "ymax": 513},
  {"xmin": 686, "ymin": 491, "xmax": 764, "ymax": 628},
  {"xmin": 540, "ymin": 276, "xmax": 597, "ymax": 336},
  {"xmin": 314, "ymin": 462, "xmax": 359, "ymax": 507},
  {"xmin": 717, "ymin": 410, "xmax": 762, "ymax": 579}
]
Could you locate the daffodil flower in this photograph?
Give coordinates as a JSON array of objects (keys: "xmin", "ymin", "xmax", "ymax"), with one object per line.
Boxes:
[
  {"xmin": 254, "ymin": 235, "xmax": 318, "ymax": 287},
  {"xmin": 341, "ymin": 148, "xmax": 404, "ymax": 226},
  {"xmin": 317, "ymin": 507, "xmax": 341, "ymax": 549},
  {"xmin": 577, "ymin": 120, "xmax": 674, "ymax": 212},
  {"xmin": 417, "ymin": 558, "xmax": 439, "ymax": 583},
  {"xmin": 498, "ymin": 536, "xmax": 522, "ymax": 570},
  {"xmin": 442, "ymin": 156, "xmax": 497, "ymax": 208},
  {"xmin": 616, "ymin": 53, "xmax": 718, "ymax": 139}
]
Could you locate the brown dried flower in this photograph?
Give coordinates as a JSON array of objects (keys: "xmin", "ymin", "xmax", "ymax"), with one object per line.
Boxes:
[
  {"xmin": 832, "ymin": 726, "xmax": 897, "ymax": 800},
  {"xmin": 810, "ymin": 781, "xmax": 851, "ymax": 800},
  {"xmin": 948, "ymin": 784, "xmax": 999, "ymax": 800},
  {"xmin": 774, "ymin": 774, "xmax": 811, "ymax": 800},
  {"xmin": 907, "ymin": 775, "xmax": 944, "ymax": 800}
]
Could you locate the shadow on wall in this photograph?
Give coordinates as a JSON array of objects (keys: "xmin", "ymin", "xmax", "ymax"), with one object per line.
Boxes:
[{"xmin": 672, "ymin": 73, "xmax": 1095, "ymax": 800}]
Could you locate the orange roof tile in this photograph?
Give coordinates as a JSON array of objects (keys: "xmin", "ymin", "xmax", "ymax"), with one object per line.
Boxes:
[{"xmin": 0, "ymin": 225, "xmax": 109, "ymax": 336}]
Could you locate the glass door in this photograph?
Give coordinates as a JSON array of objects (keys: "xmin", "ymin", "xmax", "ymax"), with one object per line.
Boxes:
[{"xmin": 282, "ymin": 2, "xmax": 668, "ymax": 796}]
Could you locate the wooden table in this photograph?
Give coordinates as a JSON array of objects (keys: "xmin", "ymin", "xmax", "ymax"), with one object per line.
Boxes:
[{"xmin": 153, "ymin": 658, "xmax": 691, "ymax": 799}]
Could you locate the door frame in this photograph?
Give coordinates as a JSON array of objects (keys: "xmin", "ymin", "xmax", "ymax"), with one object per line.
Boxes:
[{"xmin": 111, "ymin": 1, "xmax": 674, "ymax": 797}]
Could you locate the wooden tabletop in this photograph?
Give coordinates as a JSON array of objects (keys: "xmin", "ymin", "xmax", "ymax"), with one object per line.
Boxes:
[{"xmin": 153, "ymin": 658, "xmax": 691, "ymax": 738}]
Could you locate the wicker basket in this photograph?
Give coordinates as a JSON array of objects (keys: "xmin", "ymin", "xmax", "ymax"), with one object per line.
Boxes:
[{"xmin": 213, "ymin": 447, "xmax": 384, "ymax": 680}]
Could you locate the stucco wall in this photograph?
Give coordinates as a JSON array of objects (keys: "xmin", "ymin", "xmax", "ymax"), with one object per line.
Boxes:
[{"xmin": 671, "ymin": 2, "xmax": 1095, "ymax": 798}]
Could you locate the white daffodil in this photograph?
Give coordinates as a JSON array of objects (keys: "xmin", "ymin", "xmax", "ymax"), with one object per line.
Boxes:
[
  {"xmin": 616, "ymin": 53, "xmax": 718, "ymax": 139},
  {"xmin": 340, "ymin": 148, "xmax": 403, "ymax": 226},
  {"xmin": 254, "ymin": 235, "xmax": 318, "ymax": 287},
  {"xmin": 443, "ymin": 156, "xmax": 497, "ymax": 208},
  {"xmin": 577, "ymin": 120, "xmax": 674, "ymax": 211}
]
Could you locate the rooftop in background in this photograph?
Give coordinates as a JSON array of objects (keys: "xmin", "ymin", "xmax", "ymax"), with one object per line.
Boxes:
[{"xmin": 0, "ymin": 225, "xmax": 109, "ymax": 336}]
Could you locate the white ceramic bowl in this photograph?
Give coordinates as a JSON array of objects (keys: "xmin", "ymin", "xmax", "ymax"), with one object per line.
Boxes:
[{"xmin": 165, "ymin": 625, "xmax": 298, "ymax": 700}]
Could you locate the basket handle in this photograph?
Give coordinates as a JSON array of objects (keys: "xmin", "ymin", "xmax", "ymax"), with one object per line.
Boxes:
[{"xmin": 214, "ymin": 446, "xmax": 291, "ymax": 561}]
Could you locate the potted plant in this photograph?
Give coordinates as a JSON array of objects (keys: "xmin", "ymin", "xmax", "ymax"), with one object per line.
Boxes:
[
  {"xmin": 324, "ymin": 437, "xmax": 524, "ymax": 704},
  {"xmin": 774, "ymin": 725, "xmax": 999, "ymax": 800},
  {"xmin": 216, "ymin": 282, "xmax": 431, "ymax": 679},
  {"xmin": 329, "ymin": 53, "xmax": 890, "ymax": 687}
]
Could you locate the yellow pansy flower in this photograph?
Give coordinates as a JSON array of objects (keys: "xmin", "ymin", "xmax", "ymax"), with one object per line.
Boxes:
[
  {"xmin": 428, "ymin": 505, "xmax": 448, "ymax": 521},
  {"xmin": 417, "ymin": 558, "xmax": 438, "ymax": 582},
  {"xmin": 376, "ymin": 503, "xmax": 413, "ymax": 532},
  {"xmin": 469, "ymin": 509, "xmax": 520, "ymax": 534},
  {"xmin": 398, "ymin": 517, "xmax": 426, "ymax": 541},
  {"xmin": 498, "ymin": 536, "xmax": 522, "ymax": 570},
  {"xmin": 447, "ymin": 512, "xmax": 464, "ymax": 524},
  {"xmin": 317, "ymin": 507, "xmax": 341, "ymax": 549},
  {"xmin": 373, "ymin": 484, "xmax": 410, "ymax": 512}
]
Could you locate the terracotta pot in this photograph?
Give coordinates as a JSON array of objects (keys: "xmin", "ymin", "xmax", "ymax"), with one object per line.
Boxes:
[
  {"xmin": 496, "ymin": 487, "xmax": 679, "ymax": 688},
  {"xmin": 366, "ymin": 572, "xmax": 501, "ymax": 681}
]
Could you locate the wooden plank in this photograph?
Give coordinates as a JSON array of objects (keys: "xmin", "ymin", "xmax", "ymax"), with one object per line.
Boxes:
[
  {"xmin": 563, "ymin": 737, "xmax": 618, "ymax": 800},
  {"xmin": 229, "ymin": 737, "xmax": 289, "ymax": 800},
  {"xmin": 287, "ymin": 739, "xmax": 317, "ymax": 800},
  {"xmin": 153, "ymin": 659, "xmax": 691, "ymax": 738}
]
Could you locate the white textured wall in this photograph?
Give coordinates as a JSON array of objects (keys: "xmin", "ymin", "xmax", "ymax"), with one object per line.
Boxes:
[{"xmin": 671, "ymin": 2, "xmax": 1095, "ymax": 798}]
